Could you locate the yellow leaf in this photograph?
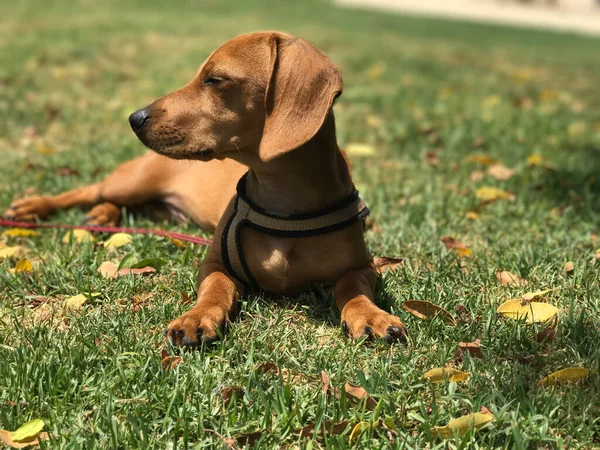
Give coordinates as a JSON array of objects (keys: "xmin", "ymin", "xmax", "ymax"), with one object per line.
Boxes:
[
  {"xmin": 104, "ymin": 233, "xmax": 132, "ymax": 249},
  {"xmin": 497, "ymin": 299, "xmax": 559, "ymax": 324},
  {"xmin": 0, "ymin": 430, "xmax": 49, "ymax": 448},
  {"xmin": 65, "ymin": 292, "xmax": 100, "ymax": 310},
  {"xmin": 430, "ymin": 412, "xmax": 494, "ymax": 438},
  {"xmin": 13, "ymin": 258, "xmax": 33, "ymax": 274},
  {"xmin": 345, "ymin": 143, "xmax": 375, "ymax": 157},
  {"xmin": 0, "ymin": 246, "xmax": 24, "ymax": 261},
  {"xmin": 465, "ymin": 211, "xmax": 479, "ymax": 220},
  {"xmin": 453, "ymin": 248, "xmax": 472, "ymax": 258},
  {"xmin": 475, "ymin": 187, "xmax": 515, "ymax": 202},
  {"xmin": 365, "ymin": 114, "xmax": 382, "ymax": 128},
  {"xmin": 540, "ymin": 368, "xmax": 596, "ymax": 386},
  {"xmin": 2, "ymin": 228, "xmax": 38, "ymax": 238},
  {"xmin": 167, "ymin": 234, "xmax": 186, "ymax": 248},
  {"xmin": 349, "ymin": 421, "xmax": 370, "ymax": 443},
  {"xmin": 465, "ymin": 154, "xmax": 496, "ymax": 166},
  {"xmin": 482, "ymin": 95, "xmax": 501, "ymax": 108},
  {"xmin": 36, "ymin": 144, "xmax": 56, "ymax": 155},
  {"xmin": 11, "ymin": 419, "xmax": 45, "ymax": 443},
  {"xmin": 522, "ymin": 288, "xmax": 557, "ymax": 302},
  {"xmin": 63, "ymin": 229, "xmax": 94, "ymax": 244},
  {"xmin": 423, "ymin": 368, "xmax": 470, "ymax": 383},
  {"xmin": 402, "ymin": 300, "xmax": 457, "ymax": 326}
]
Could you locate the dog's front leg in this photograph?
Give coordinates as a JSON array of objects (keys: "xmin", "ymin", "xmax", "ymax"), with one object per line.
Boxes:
[
  {"xmin": 335, "ymin": 266, "xmax": 408, "ymax": 343},
  {"xmin": 166, "ymin": 265, "xmax": 240, "ymax": 346}
]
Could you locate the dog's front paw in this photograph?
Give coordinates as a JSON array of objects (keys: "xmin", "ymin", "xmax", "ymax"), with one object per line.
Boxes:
[
  {"xmin": 84, "ymin": 203, "xmax": 121, "ymax": 226},
  {"xmin": 4, "ymin": 196, "xmax": 53, "ymax": 221},
  {"xmin": 342, "ymin": 302, "xmax": 408, "ymax": 344},
  {"xmin": 165, "ymin": 310, "xmax": 223, "ymax": 347}
]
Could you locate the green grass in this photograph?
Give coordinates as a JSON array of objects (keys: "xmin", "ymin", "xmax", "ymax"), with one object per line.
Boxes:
[{"xmin": 1, "ymin": 0, "xmax": 600, "ymax": 448}]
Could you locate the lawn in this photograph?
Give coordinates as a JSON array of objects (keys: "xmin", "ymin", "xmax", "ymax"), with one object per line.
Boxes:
[{"xmin": 1, "ymin": 0, "xmax": 600, "ymax": 448}]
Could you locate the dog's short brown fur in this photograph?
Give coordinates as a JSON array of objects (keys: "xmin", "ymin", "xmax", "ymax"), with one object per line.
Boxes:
[{"xmin": 5, "ymin": 32, "xmax": 407, "ymax": 344}]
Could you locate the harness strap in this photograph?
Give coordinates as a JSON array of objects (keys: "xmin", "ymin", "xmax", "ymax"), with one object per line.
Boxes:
[{"xmin": 221, "ymin": 173, "xmax": 369, "ymax": 289}]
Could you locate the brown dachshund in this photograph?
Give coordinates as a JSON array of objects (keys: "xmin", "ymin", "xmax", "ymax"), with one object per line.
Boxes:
[{"xmin": 5, "ymin": 32, "xmax": 407, "ymax": 345}]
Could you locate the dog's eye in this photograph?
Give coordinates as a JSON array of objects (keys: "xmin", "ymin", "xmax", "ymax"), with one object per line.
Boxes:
[{"xmin": 204, "ymin": 76, "xmax": 224, "ymax": 85}]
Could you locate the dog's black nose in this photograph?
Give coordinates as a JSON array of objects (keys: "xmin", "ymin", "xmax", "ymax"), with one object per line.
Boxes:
[{"xmin": 129, "ymin": 108, "xmax": 150, "ymax": 132}]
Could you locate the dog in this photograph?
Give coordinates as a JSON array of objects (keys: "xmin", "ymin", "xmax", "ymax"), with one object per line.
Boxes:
[{"xmin": 5, "ymin": 32, "xmax": 408, "ymax": 345}]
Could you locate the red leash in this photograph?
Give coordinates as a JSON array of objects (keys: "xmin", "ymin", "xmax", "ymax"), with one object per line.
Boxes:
[{"xmin": 0, "ymin": 218, "xmax": 212, "ymax": 246}]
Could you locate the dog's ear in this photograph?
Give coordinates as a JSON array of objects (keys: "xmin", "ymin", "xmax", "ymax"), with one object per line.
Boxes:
[{"xmin": 259, "ymin": 35, "xmax": 342, "ymax": 162}]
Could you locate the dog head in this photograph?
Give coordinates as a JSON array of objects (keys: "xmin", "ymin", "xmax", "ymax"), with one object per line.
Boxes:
[{"xmin": 129, "ymin": 32, "xmax": 342, "ymax": 164}]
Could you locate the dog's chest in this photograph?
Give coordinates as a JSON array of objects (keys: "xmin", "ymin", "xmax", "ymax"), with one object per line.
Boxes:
[{"xmin": 239, "ymin": 224, "xmax": 369, "ymax": 294}]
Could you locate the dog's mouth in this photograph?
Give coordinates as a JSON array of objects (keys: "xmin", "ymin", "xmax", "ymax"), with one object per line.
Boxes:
[{"xmin": 151, "ymin": 145, "xmax": 215, "ymax": 161}]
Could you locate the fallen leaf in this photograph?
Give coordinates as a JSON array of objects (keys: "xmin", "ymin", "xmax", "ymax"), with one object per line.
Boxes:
[
  {"xmin": 536, "ymin": 328, "xmax": 556, "ymax": 344},
  {"xmin": 65, "ymin": 292, "xmax": 100, "ymax": 310},
  {"xmin": 564, "ymin": 261, "xmax": 574, "ymax": 275},
  {"xmin": 345, "ymin": 143, "xmax": 375, "ymax": 157},
  {"xmin": 522, "ymin": 288, "xmax": 557, "ymax": 302},
  {"xmin": 486, "ymin": 164, "xmax": 515, "ymax": 180},
  {"xmin": 11, "ymin": 258, "xmax": 33, "ymax": 274},
  {"xmin": 540, "ymin": 368, "xmax": 596, "ymax": 386},
  {"xmin": 345, "ymin": 382, "xmax": 378, "ymax": 410},
  {"xmin": 0, "ymin": 246, "xmax": 24, "ymax": 261},
  {"xmin": 63, "ymin": 229, "xmax": 94, "ymax": 244},
  {"xmin": 116, "ymin": 266, "xmax": 156, "ymax": 277},
  {"xmin": 465, "ymin": 211, "xmax": 479, "ymax": 220},
  {"xmin": 453, "ymin": 248, "xmax": 472, "ymax": 258},
  {"xmin": 54, "ymin": 167, "xmax": 80, "ymax": 177},
  {"xmin": 402, "ymin": 300, "xmax": 457, "ymax": 326},
  {"xmin": 497, "ymin": 299, "xmax": 559, "ymax": 323},
  {"xmin": 320, "ymin": 371, "xmax": 331, "ymax": 395},
  {"xmin": 2, "ymin": 229, "xmax": 38, "ymax": 238},
  {"xmin": 104, "ymin": 233, "xmax": 132, "ymax": 249},
  {"xmin": 456, "ymin": 340, "xmax": 483, "ymax": 359},
  {"xmin": 349, "ymin": 421, "xmax": 370, "ymax": 443},
  {"xmin": 465, "ymin": 154, "xmax": 496, "ymax": 166},
  {"xmin": 255, "ymin": 362, "xmax": 279, "ymax": 375},
  {"xmin": 98, "ymin": 261, "xmax": 117, "ymax": 279},
  {"xmin": 430, "ymin": 412, "xmax": 494, "ymax": 438},
  {"xmin": 425, "ymin": 151, "xmax": 440, "ymax": 167},
  {"xmin": 423, "ymin": 367, "xmax": 470, "ymax": 383},
  {"xmin": 10, "ymin": 420, "xmax": 45, "ymax": 443},
  {"xmin": 161, "ymin": 353, "xmax": 183, "ymax": 371},
  {"xmin": 495, "ymin": 271, "xmax": 525, "ymax": 286},
  {"xmin": 167, "ymin": 234, "xmax": 186, "ymax": 248},
  {"xmin": 373, "ymin": 256, "xmax": 405, "ymax": 274},
  {"xmin": 36, "ymin": 144, "xmax": 56, "ymax": 155},
  {"xmin": 440, "ymin": 236, "xmax": 467, "ymax": 249},
  {"xmin": 472, "ymin": 137, "xmax": 486, "ymax": 149},
  {"xmin": 475, "ymin": 187, "xmax": 515, "ymax": 201},
  {"xmin": 470, "ymin": 171, "xmax": 484, "ymax": 182},
  {"xmin": 221, "ymin": 386, "xmax": 244, "ymax": 406},
  {"xmin": 0, "ymin": 430, "xmax": 48, "ymax": 448}
]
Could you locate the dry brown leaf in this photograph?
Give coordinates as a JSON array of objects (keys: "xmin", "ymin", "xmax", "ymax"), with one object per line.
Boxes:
[
  {"xmin": 440, "ymin": 236, "xmax": 467, "ymax": 250},
  {"xmin": 320, "ymin": 371, "xmax": 331, "ymax": 395},
  {"xmin": 486, "ymin": 164, "xmax": 516, "ymax": 181},
  {"xmin": 345, "ymin": 382, "xmax": 378, "ymax": 410},
  {"xmin": 116, "ymin": 267, "xmax": 156, "ymax": 277},
  {"xmin": 564, "ymin": 261, "xmax": 574, "ymax": 275},
  {"xmin": 0, "ymin": 430, "xmax": 49, "ymax": 448},
  {"xmin": 160, "ymin": 351, "xmax": 183, "ymax": 371},
  {"xmin": 495, "ymin": 270, "xmax": 526, "ymax": 286},
  {"xmin": 255, "ymin": 361, "xmax": 279, "ymax": 375},
  {"xmin": 456, "ymin": 339, "xmax": 483, "ymax": 359},
  {"xmin": 98, "ymin": 261, "xmax": 117, "ymax": 279},
  {"xmin": 470, "ymin": 171, "xmax": 484, "ymax": 182},
  {"xmin": 221, "ymin": 386, "xmax": 244, "ymax": 406},
  {"xmin": 373, "ymin": 256, "xmax": 405, "ymax": 274},
  {"xmin": 425, "ymin": 151, "xmax": 440, "ymax": 167},
  {"xmin": 536, "ymin": 328, "xmax": 556, "ymax": 344},
  {"xmin": 295, "ymin": 420, "xmax": 352, "ymax": 438},
  {"xmin": 402, "ymin": 300, "xmax": 457, "ymax": 326}
]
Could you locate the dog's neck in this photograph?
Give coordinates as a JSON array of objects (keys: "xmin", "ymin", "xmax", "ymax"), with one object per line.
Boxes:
[{"xmin": 245, "ymin": 113, "xmax": 353, "ymax": 215}]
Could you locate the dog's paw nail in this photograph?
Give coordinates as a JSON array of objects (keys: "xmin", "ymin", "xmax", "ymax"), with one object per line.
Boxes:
[
  {"xmin": 364, "ymin": 326, "xmax": 373, "ymax": 335},
  {"xmin": 383, "ymin": 326, "xmax": 408, "ymax": 343},
  {"xmin": 182, "ymin": 336, "xmax": 197, "ymax": 346}
]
